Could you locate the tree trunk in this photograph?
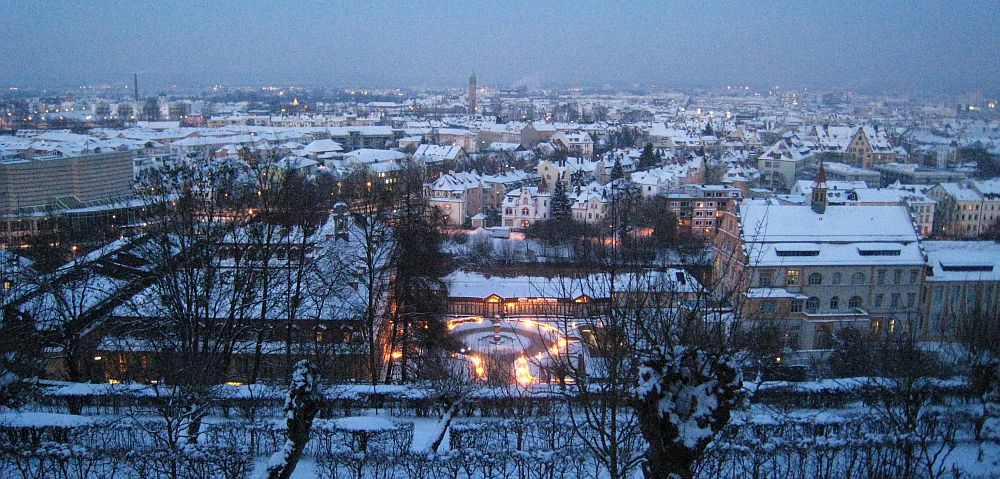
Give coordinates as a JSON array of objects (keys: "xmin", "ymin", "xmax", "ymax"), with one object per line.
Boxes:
[{"xmin": 266, "ymin": 360, "xmax": 321, "ymax": 479}]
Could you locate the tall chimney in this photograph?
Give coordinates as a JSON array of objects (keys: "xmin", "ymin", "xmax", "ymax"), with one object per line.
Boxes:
[{"xmin": 133, "ymin": 73, "xmax": 139, "ymax": 102}]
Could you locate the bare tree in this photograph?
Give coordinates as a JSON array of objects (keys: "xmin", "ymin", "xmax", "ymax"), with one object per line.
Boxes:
[
  {"xmin": 0, "ymin": 250, "xmax": 43, "ymax": 407},
  {"xmin": 956, "ymin": 308, "xmax": 1000, "ymax": 461},
  {"xmin": 342, "ymin": 175, "xmax": 395, "ymax": 385},
  {"xmin": 119, "ymin": 158, "xmax": 263, "ymax": 446},
  {"xmin": 551, "ymin": 182, "xmax": 754, "ymax": 479},
  {"xmin": 28, "ymin": 256, "xmax": 115, "ymax": 383},
  {"xmin": 865, "ymin": 335, "xmax": 957, "ymax": 479}
]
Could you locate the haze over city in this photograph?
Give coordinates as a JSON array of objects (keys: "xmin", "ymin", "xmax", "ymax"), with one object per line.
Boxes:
[{"xmin": 2, "ymin": 0, "xmax": 999, "ymax": 93}]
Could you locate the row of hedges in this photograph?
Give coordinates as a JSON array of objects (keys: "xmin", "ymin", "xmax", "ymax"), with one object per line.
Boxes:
[
  {"xmin": 204, "ymin": 418, "xmax": 414, "ymax": 457},
  {"xmin": 34, "ymin": 376, "xmax": 975, "ymax": 419},
  {"xmin": 449, "ymin": 417, "xmax": 579, "ymax": 451},
  {"xmin": 316, "ymin": 448, "xmax": 596, "ymax": 479},
  {"xmin": 0, "ymin": 441, "xmax": 253, "ymax": 479}
]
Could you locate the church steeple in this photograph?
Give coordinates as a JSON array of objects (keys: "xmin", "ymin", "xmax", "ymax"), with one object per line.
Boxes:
[{"xmin": 811, "ymin": 161, "xmax": 828, "ymax": 214}]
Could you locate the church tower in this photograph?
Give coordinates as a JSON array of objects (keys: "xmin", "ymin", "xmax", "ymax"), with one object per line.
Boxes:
[
  {"xmin": 468, "ymin": 72, "xmax": 477, "ymax": 113},
  {"xmin": 811, "ymin": 162, "xmax": 828, "ymax": 214}
]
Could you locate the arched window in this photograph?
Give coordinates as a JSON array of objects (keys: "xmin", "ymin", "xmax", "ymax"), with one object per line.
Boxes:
[
  {"xmin": 808, "ymin": 273, "xmax": 823, "ymax": 285},
  {"xmin": 830, "ymin": 296, "xmax": 840, "ymax": 310},
  {"xmin": 521, "ymin": 208, "xmax": 529, "ymax": 216},
  {"xmin": 832, "ymin": 272, "xmax": 842, "ymax": 285},
  {"xmin": 851, "ymin": 272, "xmax": 865, "ymax": 285},
  {"xmin": 848, "ymin": 296, "xmax": 863, "ymax": 309},
  {"xmin": 806, "ymin": 296, "xmax": 820, "ymax": 313}
]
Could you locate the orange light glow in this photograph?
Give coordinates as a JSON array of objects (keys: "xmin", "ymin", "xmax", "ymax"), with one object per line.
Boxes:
[
  {"xmin": 514, "ymin": 356, "xmax": 534, "ymax": 385},
  {"xmin": 470, "ymin": 355, "xmax": 486, "ymax": 379},
  {"xmin": 447, "ymin": 316, "xmax": 484, "ymax": 330}
]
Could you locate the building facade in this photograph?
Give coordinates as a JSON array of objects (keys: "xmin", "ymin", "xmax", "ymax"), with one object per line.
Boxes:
[
  {"xmin": 0, "ymin": 150, "xmax": 135, "ymax": 215},
  {"xmin": 714, "ymin": 196, "xmax": 925, "ymax": 351}
]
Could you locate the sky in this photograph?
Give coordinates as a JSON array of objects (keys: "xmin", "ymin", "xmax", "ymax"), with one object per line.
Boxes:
[{"xmin": 1, "ymin": 0, "xmax": 998, "ymax": 94}]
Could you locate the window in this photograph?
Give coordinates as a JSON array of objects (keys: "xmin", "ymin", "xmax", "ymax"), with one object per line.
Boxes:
[
  {"xmin": 849, "ymin": 296, "xmax": 863, "ymax": 309},
  {"xmin": 909, "ymin": 269, "xmax": 918, "ymax": 284},
  {"xmin": 776, "ymin": 250, "xmax": 819, "ymax": 257},
  {"xmin": 830, "ymin": 296, "xmax": 840, "ymax": 310},
  {"xmin": 858, "ymin": 249, "xmax": 901, "ymax": 256},
  {"xmin": 762, "ymin": 301, "xmax": 776, "ymax": 314},
  {"xmin": 875, "ymin": 294, "xmax": 884, "ymax": 308},
  {"xmin": 808, "ymin": 273, "xmax": 823, "ymax": 285},
  {"xmin": 907, "ymin": 293, "xmax": 916, "ymax": 307},
  {"xmin": 940, "ymin": 264, "xmax": 993, "ymax": 272},
  {"xmin": 786, "ymin": 269, "xmax": 801, "ymax": 286},
  {"xmin": 805, "ymin": 296, "xmax": 819, "ymax": 313},
  {"xmin": 893, "ymin": 270, "xmax": 902, "ymax": 284},
  {"xmin": 851, "ymin": 272, "xmax": 865, "ymax": 285},
  {"xmin": 832, "ymin": 272, "xmax": 842, "ymax": 285},
  {"xmin": 757, "ymin": 271, "xmax": 773, "ymax": 287},
  {"xmin": 790, "ymin": 300, "xmax": 803, "ymax": 313},
  {"xmin": 877, "ymin": 270, "xmax": 886, "ymax": 285},
  {"xmin": 891, "ymin": 293, "xmax": 900, "ymax": 308},
  {"xmin": 521, "ymin": 208, "xmax": 529, "ymax": 216}
]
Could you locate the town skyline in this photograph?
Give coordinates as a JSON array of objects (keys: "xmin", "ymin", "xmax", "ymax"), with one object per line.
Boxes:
[{"xmin": 1, "ymin": 3, "xmax": 1000, "ymax": 477}]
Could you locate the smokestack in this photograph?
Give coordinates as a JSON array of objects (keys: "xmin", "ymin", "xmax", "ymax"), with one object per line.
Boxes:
[{"xmin": 133, "ymin": 73, "xmax": 139, "ymax": 102}]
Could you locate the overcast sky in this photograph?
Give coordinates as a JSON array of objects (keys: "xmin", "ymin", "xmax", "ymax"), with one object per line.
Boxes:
[{"xmin": 1, "ymin": 0, "xmax": 997, "ymax": 94}]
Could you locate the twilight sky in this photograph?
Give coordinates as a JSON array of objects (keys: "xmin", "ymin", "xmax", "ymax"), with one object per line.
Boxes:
[{"xmin": 1, "ymin": 0, "xmax": 998, "ymax": 94}]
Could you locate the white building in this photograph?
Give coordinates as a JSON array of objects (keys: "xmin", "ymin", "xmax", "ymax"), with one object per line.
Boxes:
[
  {"xmin": 757, "ymin": 140, "xmax": 816, "ymax": 191},
  {"xmin": 715, "ymin": 196, "xmax": 925, "ymax": 351},
  {"xmin": 920, "ymin": 241, "xmax": 1000, "ymax": 340},
  {"xmin": 501, "ymin": 185, "xmax": 552, "ymax": 229}
]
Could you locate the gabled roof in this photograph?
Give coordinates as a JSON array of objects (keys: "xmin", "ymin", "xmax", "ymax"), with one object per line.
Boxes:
[
  {"xmin": 758, "ymin": 140, "xmax": 814, "ymax": 163},
  {"xmin": 414, "ymin": 144, "xmax": 463, "ymax": 162},
  {"xmin": 344, "ymin": 149, "xmax": 406, "ymax": 164},
  {"xmin": 426, "ymin": 171, "xmax": 482, "ymax": 192},
  {"xmin": 301, "ymin": 139, "xmax": 344, "ymax": 155}
]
